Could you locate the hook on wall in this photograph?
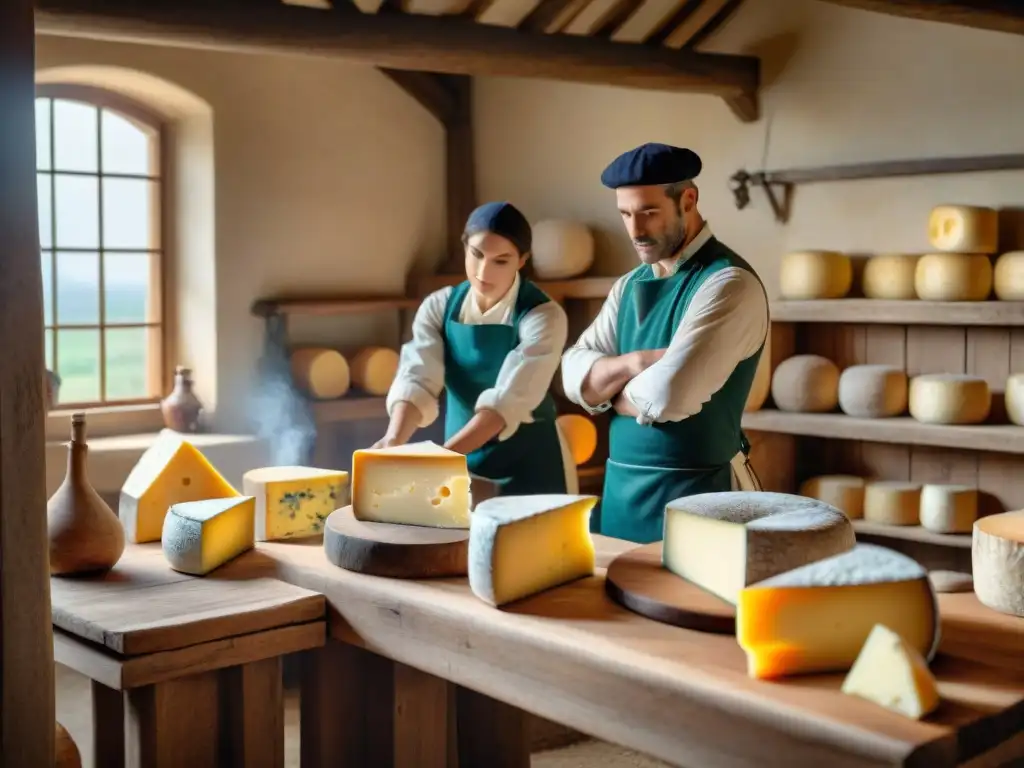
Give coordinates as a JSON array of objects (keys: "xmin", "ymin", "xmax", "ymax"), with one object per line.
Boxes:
[{"xmin": 729, "ymin": 170, "xmax": 793, "ymax": 224}]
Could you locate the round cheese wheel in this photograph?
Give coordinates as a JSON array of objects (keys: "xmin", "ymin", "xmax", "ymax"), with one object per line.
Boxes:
[
  {"xmin": 863, "ymin": 481, "xmax": 921, "ymax": 526},
  {"xmin": 530, "ymin": 220, "xmax": 595, "ymax": 280},
  {"xmin": 993, "ymin": 251, "xmax": 1024, "ymax": 300},
  {"xmin": 862, "ymin": 254, "xmax": 919, "ymax": 300},
  {"xmin": 972, "ymin": 510, "xmax": 1024, "ymax": 617},
  {"xmin": 744, "ymin": 328, "xmax": 771, "ymax": 412},
  {"xmin": 919, "ymin": 484, "xmax": 977, "ymax": 534},
  {"xmin": 779, "ymin": 251, "xmax": 852, "ymax": 300},
  {"xmin": 290, "ymin": 348, "xmax": 350, "ymax": 400},
  {"xmin": 914, "ymin": 253, "xmax": 993, "ymax": 301},
  {"xmin": 837, "ymin": 364, "xmax": 908, "ymax": 418},
  {"xmin": 771, "ymin": 355, "xmax": 839, "ymax": 413},
  {"xmin": 927, "ymin": 204, "xmax": 998, "ymax": 254},
  {"xmin": 1005, "ymin": 373, "xmax": 1024, "ymax": 426},
  {"xmin": 798, "ymin": 474, "xmax": 865, "ymax": 519},
  {"xmin": 908, "ymin": 373, "xmax": 990, "ymax": 425},
  {"xmin": 349, "ymin": 346, "xmax": 399, "ymax": 396},
  {"xmin": 555, "ymin": 413, "xmax": 597, "ymax": 466}
]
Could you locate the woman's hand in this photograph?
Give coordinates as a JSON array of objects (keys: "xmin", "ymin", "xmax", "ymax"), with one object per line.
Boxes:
[
  {"xmin": 370, "ymin": 433, "xmax": 403, "ymax": 450},
  {"xmin": 370, "ymin": 400, "xmax": 423, "ymax": 450},
  {"xmin": 613, "ymin": 393, "xmax": 640, "ymax": 417}
]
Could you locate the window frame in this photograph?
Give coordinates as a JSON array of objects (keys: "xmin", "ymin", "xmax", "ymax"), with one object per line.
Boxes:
[{"xmin": 36, "ymin": 82, "xmax": 175, "ymax": 435}]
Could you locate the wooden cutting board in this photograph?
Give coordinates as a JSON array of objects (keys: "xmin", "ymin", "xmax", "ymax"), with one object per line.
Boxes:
[{"xmin": 323, "ymin": 506, "xmax": 469, "ymax": 578}]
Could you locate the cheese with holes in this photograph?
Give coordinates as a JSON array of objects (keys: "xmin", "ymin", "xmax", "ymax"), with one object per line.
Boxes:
[
  {"xmin": 1005, "ymin": 373, "xmax": 1024, "ymax": 426},
  {"xmin": 927, "ymin": 205, "xmax": 998, "ymax": 254},
  {"xmin": 914, "ymin": 253, "xmax": 993, "ymax": 301},
  {"xmin": 862, "ymin": 254, "xmax": 919, "ymax": 300},
  {"xmin": 799, "ymin": 475, "xmax": 865, "ymax": 520},
  {"xmin": 469, "ymin": 494, "xmax": 597, "ymax": 606},
  {"xmin": 909, "ymin": 374, "xmax": 991, "ymax": 424},
  {"xmin": 350, "ymin": 346, "xmax": 399, "ymax": 396},
  {"xmin": 919, "ymin": 484, "xmax": 977, "ymax": 534},
  {"xmin": 840, "ymin": 624, "xmax": 940, "ymax": 720},
  {"xmin": 771, "ymin": 355, "xmax": 839, "ymax": 413},
  {"xmin": 737, "ymin": 544, "xmax": 940, "ymax": 679},
  {"xmin": 555, "ymin": 414, "xmax": 597, "ymax": 466},
  {"xmin": 161, "ymin": 496, "xmax": 256, "ymax": 575},
  {"xmin": 352, "ymin": 441, "xmax": 470, "ymax": 528},
  {"xmin": 779, "ymin": 251, "xmax": 852, "ymax": 300},
  {"xmin": 290, "ymin": 347, "xmax": 350, "ymax": 400},
  {"xmin": 864, "ymin": 481, "xmax": 921, "ymax": 526},
  {"xmin": 838, "ymin": 365, "xmax": 908, "ymax": 418},
  {"xmin": 745, "ymin": 327, "xmax": 771, "ymax": 412},
  {"xmin": 994, "ymin": 251, "xmax": 1024, "ymax": 300},
  {"xmin": 243, "ymin": 466, "xmax": 350, "ymax": 541},
  {"xmin": 972, "ymin": 511, "xmax": 1024, "ymax": 617},
  {"xmin": 119, "ymin": 431, "xmax": 240, "ymax": 544},
  {"xmin": 662, "ymin": 491, "xmax": 855, "ymax": 605}
]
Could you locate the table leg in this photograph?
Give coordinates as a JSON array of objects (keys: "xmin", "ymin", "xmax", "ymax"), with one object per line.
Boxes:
[
  {"xmin": 221, "ymin": 656, "xmax": 284, "ymax": 768},
  {"xmin": 393, "ymin": 662, "xmax": 449, "ymax": 768},
  {"xmin": 91, "ymin": 680, "xmax": 125, "ymax": 768},
  {"xmin": 456, "ymin": 687, "xmax": 529, "ymax": 768},
  {"xmin": 125, "ymin": 671, "xmax": 219, "ymax": 768}
]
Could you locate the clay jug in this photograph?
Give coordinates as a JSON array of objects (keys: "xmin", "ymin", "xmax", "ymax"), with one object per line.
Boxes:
[
  {"xmin": 47, "ymin": 414, "xmax": 125, "ymax": 576},
  {"xmin": 161, "ymin": 366, "xmax": 204, "ymax": 432}
]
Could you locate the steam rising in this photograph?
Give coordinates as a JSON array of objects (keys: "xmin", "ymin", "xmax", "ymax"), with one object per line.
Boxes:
[{"xmin": 248, "ymin": 331, "xmax": 318, "ymax": 467}]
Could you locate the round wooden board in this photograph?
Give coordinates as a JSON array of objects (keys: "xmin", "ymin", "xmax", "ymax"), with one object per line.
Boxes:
[
  {"xmin": 604, "ymin": 542, "xmax": 736, "ymax": 634},
  {"xmin": 323, "ymin": 506, "xmax": 469, "ymax": 579}
]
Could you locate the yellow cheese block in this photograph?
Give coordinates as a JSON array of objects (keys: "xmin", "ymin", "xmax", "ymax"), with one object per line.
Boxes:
[
  {"xmin": 914, "ymin": 253, "xmax": 993, "ymax": 301},
  {"xmin": 972, "ymin": 510, "xmax": 1024, "ymax": 618},
  {"xmin": 919, "ymin": 484, "xmax": 977, "ymax": 534},
  {"xmin": 909, "ymin": 373, "xmax": 991, "ymax": 425},
  {"xmin": 927, "ymin": 204, "xmax": 998, "ymax": 254},
  {"xmin": 119, "ymin": 431, "xmax": 240, "ymax": 544},
  {"xmin": 840, "ymin": 623, "xmax": 940, "ymax": 720},
  {"xmin": 737, "ymin": 544, "xmax": 939, "ymax": 680},
  {"xmin": 243, "ymin": 466, "xmax": 350, "ymax": 541},
  {"xmin": 291, "ymin": 347, "xmax": 351, "ymax": 400},
  {"xmin": 555, "ymin": 413, "xmax": 597, "ymax": 466},
  {"xmin": 161, "ymin": 496, "xmax": 256, "ymax": 576},
  {"xmin": 469, "ymin": 494, "xmax": 597, "ymax": 607},
  {"xmin": 352, "ymin": 441, "xmax": 470, "ymax": 528},
  {"xmin": 994, "ymin": 251, "xmax": 1024, "ymax": 300},
  {"xmin": 862, "ymin": 254, "xmax": 919, "ymax": 300},
  {"xmin": 349, "ymin": 346, "xmax": 400, "ymax": 396},
  {"xmin": 863, "ymin": 481, "xmax": 921, "ymax": 526},
  {"xmin": 779, "ymin": 251, "xmax": 852, "ymax": 300},
  {"xmin": 799, "ymin": 475, "xmax": 865, "ymax": 520}
]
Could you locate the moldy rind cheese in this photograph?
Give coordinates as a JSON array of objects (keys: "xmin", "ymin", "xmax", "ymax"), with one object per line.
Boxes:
[
  {"xmin": 972, "ymin": 511, "xmax": 1024, "ymax": 618},
  {"xmin": 243, "ymin": 466, "xmax": 350, "ymax": 541},
  {"xmin": 162, "ymin": 496, "xmax": 256, "ymax": 576}
]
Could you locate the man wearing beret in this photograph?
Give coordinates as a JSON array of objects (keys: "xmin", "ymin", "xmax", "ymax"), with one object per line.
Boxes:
[{"xmin": 561, "ymin": 143, "xmax": 769, "ymax": 543}]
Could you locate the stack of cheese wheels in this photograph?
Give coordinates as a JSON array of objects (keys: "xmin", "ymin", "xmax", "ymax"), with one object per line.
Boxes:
[
  {"xmin": 863, "ymin": 481, "xmax": 921, "ymax": 526},
  {"xmin": 290, "ymin": 347, "xmax": 351, "ymax": 400},
  {"xmin": 862, "ymin": 254, "xmax": 919, "ymax": 300},
  {"xmin": 908, "ymin": 373, "xmax": 991, "ymax": 424},
  {"xmin": 916, "ymin": 205, "xmax": 997, "ymax": 301},
  {"xmin": 771, "ymin": 355, "xmax": 839, "ymax": 413},
  {"xmin": 973, "ymin": 510, "xmax": 1024, "ymax": 617},
  {"xmin": 779, "ymin": 251, "xmax": 852, "ymax": 300},
  {"xmin": 555, "ymin": 413, "xmax": 597, "ymax": 465},
  {"xmin": 993, "ymin": 251, "xmax": 1024, "ymax": 300},
  {"xmin": 837, "ymin": 365, "xmax": 908, "ymax": 418},
  {"xmin": 799, "ymin": 475, "xmax": 865, "ymax": 519},
  {"xmin": 349, "ymin": 346, "xmax": 400, "ymax": 396}
]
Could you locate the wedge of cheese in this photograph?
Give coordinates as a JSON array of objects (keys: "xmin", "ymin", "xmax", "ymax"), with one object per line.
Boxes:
[
  {"xmin": 119, "ymin": 431, "xmax": 240, "ymax": 544},
  {"xmin": 161, "ymin": 496, "xmax": 256, "ymax": 576},
  {"xmin": 737, "ymin": 544, "xmax": 940, "ymax": 680},
  {"xmin": 469, "ymin": 494, "xmax": 597, "ymax": 607},
  {"xmin": 972, "ymin": 510, "xmax": 1024, "ymax": 617},
  {"xmin": 841, "ymin": 623, "xmax": 940, "ymax": 720},
  {"xmin": 663, "ymin": 491, "xmax": 856, "ymax": 605},
  {"xmin": 352, "ymin": 441, "xmax": 470, "ymax": 528},
  {"xmin": 243, "ymin": 466, "xmax": 350, "ymax": 541}
]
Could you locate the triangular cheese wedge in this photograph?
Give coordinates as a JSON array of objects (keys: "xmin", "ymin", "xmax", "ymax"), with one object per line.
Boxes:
[{"xmin": 841, "ymin": 623, "xmax": 940, "ymax": 719}]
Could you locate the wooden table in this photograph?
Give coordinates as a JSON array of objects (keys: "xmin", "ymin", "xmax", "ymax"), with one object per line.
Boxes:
[{"xmin": 50, "ymin": 545, "xmax": 326, "ymax": 768}]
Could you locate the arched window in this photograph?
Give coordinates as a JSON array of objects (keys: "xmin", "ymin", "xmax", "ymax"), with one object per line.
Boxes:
[{"xmin": 35, "ymin": 84, "xmax": 167, "ymax": 408}]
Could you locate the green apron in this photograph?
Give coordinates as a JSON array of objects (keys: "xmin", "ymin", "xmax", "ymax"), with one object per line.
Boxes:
[
  {"xmin": 442, "ymin": 279, "xmax": 567, "ymax": 496},
  {"xmin": 597, "ymin": 237, "xmax": 766, "ymax": 543}
]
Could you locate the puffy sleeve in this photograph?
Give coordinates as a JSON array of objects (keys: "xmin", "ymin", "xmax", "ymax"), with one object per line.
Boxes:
[{"xmin": 385, "ymin": 287, "xmax": 451, "ymax": 428}]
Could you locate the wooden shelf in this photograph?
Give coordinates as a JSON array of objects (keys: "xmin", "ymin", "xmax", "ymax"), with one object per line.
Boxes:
[
  {"xmin": 742, "ymin": 410, "xmax": 1024, "ymax": 455},
  {"xmin": 251, "ymin": 296, "xmax": 420, "ymax": 317},
  {"xmin": 310, "ymin": 397, "xmax": 387, "ymax": 423},
  {"xmin": 771, "ymin": 299, "xmax": 1024, "ymax": 326},
  {"xmin": 410, "ymin": 274, "xmax": 618, "ymax": 302},
  {"xmin": 816, "ymin": 1, "xmax": 1024, "ymax": 40},
  {"xmin": 852, "ymin": 520, "xmax": 971, "ymax": 550}
]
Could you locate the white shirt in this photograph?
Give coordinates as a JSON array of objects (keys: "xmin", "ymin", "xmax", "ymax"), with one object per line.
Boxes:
[{"xmin": 561, "ymin": 224, "xmax": 769, "ymax": 426}]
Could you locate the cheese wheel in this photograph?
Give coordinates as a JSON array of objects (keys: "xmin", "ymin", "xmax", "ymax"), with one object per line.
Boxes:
[
  {"xmin": 972, "ymin": 510, "xmax": 1024, "ymax": 617},
  {"xmin": 919, "ymin": 484, "xmax": 977, "ymax": 534},
  {"xmin": 927, "ymin": 205, "xmax": 998, "ymax": 254},
  {"xmin": 993, "ymin": 251, "xmax": 1024, "ymax": 300},
  {"xmin": 555, "ymin": 414, "xmax": 597, "ymax": 466},
  {"xmin": 838, "ymin": 365, "xmax": 908, "ymax": 418},
  {"xmin": 908, "ymin": 374, "xmax": 990, "ymax": 425},
  {"xmin": 864, "ymin": 481, "xmax": 921, "ymax": 526},
  {"xmin": 779, "ymin": 251, "xmax": 852, "ymax": 300},
  {"xmin": 914, "ymin": 253, "xmax": 992, "ymax": 301},
  {"xmin": 531, "ymin": 220, "xmax": 595, "ymax": 280},
  {"xmin": 1005, "ymin": 373, "xmax": 1024, "ymax": 426},
  {"xmin": 799, "ymin": 475, "xmax": 865, "ymax": 519},
  {"xmin": 290, "ymin": 347, "xmax": 350, "ymax": 400},
  {"xmin": 349, "ymin": 346, "xmax": 399, "ymax": 396},
  {"xmin": 862, "ymin": 254, "xmax": 919, "ymax": 300},
  {"xmin": 771, "ymin": 355, "xmax": 839, "ymax": 413},
  {"xmin": 744, "ymin": 328, "xmax": 771, "ymax": 412}
]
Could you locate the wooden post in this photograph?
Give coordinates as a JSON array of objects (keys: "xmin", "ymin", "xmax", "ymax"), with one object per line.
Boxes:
[
  {"xmin": 444, "ymin": 75, "xmax": 476, "ymax": 274},
  {"xmin": 0, "ymin": 0, "xmax": 57, "ymax": 764}
]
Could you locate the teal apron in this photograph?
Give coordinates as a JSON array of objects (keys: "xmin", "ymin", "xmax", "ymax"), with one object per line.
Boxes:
[
  {"xmin": 597, "ymin": 237, "xmax": 766, "ymax": 543},
  {"xmin": 442, "ymin": 280, "xmax": 567, "ymax": 496}
]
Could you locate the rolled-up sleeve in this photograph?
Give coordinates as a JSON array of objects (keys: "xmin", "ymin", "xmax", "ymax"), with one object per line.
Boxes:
[
  {"xmin": 475, "ymin": 301, "xmax": 569, "ymax": 441},
  {"xmin": 385, "ymin": 287, "xmax": 450, "ymax": 428}
]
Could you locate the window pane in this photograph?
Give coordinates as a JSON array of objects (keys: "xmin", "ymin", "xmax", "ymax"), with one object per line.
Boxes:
[
  {"xmin": 36, "ymin": 99, "xmax": 51, "ymax": 171},
  {"xmin": 37, "ymin": 174, "xmax": 52, "ymax": 249},
  {"xmin": 105, "ymin": 327, "xmax": 149, "ymax": 400},
  {"xmin": 41, "ymin": 251, "xmax": 53, "ymax": 326},
  {"xmin": 56, "ymin": 251, "xmax": 100, "ymax": 325},
  {"xmin": 101, "ymin": 110, "xmax": 151, "ymax": 176},
  {"xmin": 56, "ymin": 328, "xmax": 100, "ymax": 403},
  {"xmin": 45, "ymin": 329, "xmax": 54, "ymax": 371},
  {"xmin": 55, "ymin": 174, "xmax": 99, "ymax": 248},
  {"xmin": 104, "ymin": 252, "xmax": 152, "ymax": 324},
  {"xmin": 53, "ymin": 99, "xmax": 98, "ymax": 173},
  {"xmin": 102, "ymin": 178, "xmax": 156, "ymax": 250}
]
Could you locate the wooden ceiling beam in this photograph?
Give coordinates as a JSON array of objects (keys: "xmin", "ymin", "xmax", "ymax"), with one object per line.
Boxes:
[
  {"xmin": 814, "ymin": 0, "xmax": 1024, "ymax": 37},
  {"xmin": 34, "ymin": 0, "xmax": 760, "ymax": 108},
  {"xmin": 378, "ymin": 69, "xmax": 458, "ymax": 123}
]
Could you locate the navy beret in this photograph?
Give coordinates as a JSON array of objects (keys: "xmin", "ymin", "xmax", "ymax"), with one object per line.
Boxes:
[
  {"xmin": 600, "ymin": 143, "xmax": 702, "ymax": 189},
  {"xmin": 464, "ymin": 201, "xmax": 532, "ymax": 255}
]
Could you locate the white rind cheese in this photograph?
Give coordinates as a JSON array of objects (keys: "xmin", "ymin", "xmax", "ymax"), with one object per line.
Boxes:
[
  {"xmin": 927, "ymin": 205, "xmax": 998, "ymax": 254},
  {"xmin": 663, "ymin": 491, "xmax": 856, "ymax": 605},
  {"xmin": 914, "ymin": 253, "xmax": 993, "ymax": 301},
  {"xmin": 779, "ymin": 251, "xmax": 852, "ymax": 300},
  {"xmin": 1005, "ymin": 373, "xmax": 1024, "ymax": 426},
  {"xmin": 863, "ymin": 481, "xmax": 922, "ymax": 526},
  {"xmin": 862, "ymin": 254, "xmax": 919, "ymax": 300},
  {"xmin": 993, "ymin": 251, "xmax": 1024, "ymax": 300},
  {"xmin": 972, "ymin": 511, "xmax": 1024, "ymax": 618},
  {"xmin": 919, "ymin": 484, "xmax": 977, "ymax": 534},
  {"xmin": 838, "ymin": 365, "xmax": 908, "ymax": 418},
  {"xmin": 161, "ymin": 496, "xmax": 256, "ymax": 576},
  {"xmin": 771, "ymin": 355, "xmax": 840, "ymax": 413},
  {"xmin": 909, "ymin": 374, "xmax": 991, "ymax": 425},
  {"xmin": 799, "ymin": 475, "xmax": 865, "ymax": 520}
]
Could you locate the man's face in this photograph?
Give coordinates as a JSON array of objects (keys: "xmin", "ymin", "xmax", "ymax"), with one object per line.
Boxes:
[{"xmin": 616, "ymin": 185, "xmax": 689, "ymax": 265}]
